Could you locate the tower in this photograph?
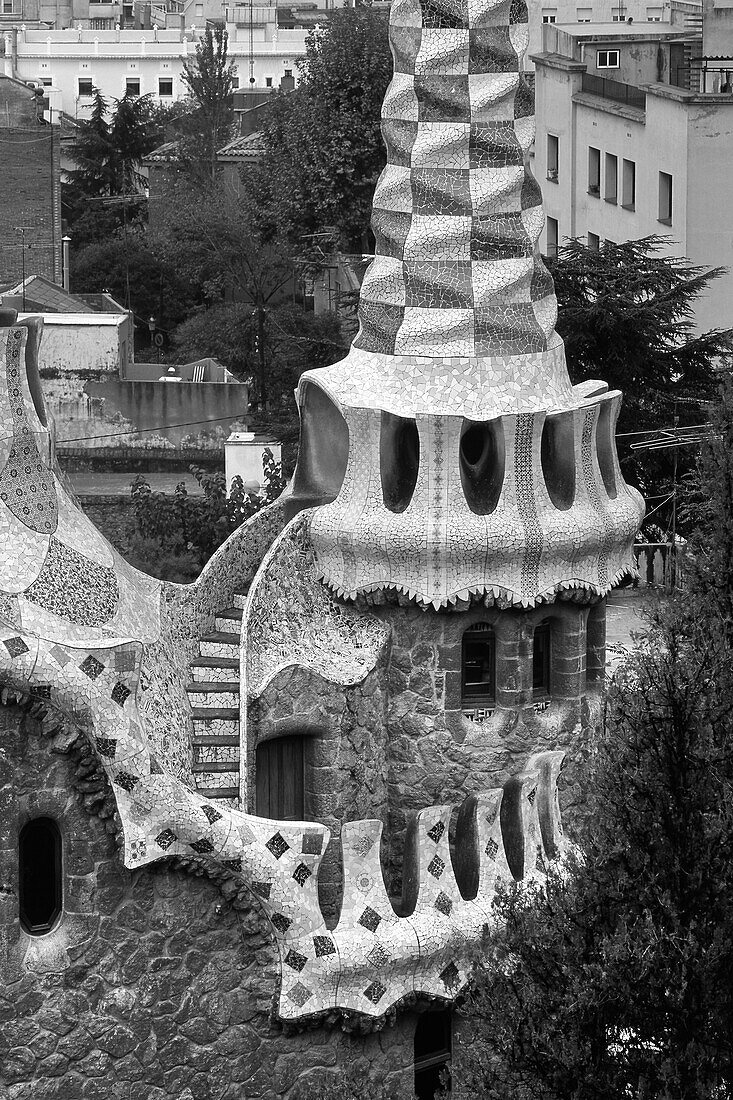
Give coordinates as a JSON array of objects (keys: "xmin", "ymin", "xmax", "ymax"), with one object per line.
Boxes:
[{"xmin": 278, "ymin": 0, "xmax": 645, "ymax": 878}]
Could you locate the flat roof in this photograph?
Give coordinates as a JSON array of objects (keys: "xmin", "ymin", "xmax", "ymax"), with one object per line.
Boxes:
[
  {"xmin": 555, "ymin": 20, "xmax": 691, "ymax": 35},
  {"xmin": 18, "ymin": 312, "xmax": 128, "ymax": 326}
]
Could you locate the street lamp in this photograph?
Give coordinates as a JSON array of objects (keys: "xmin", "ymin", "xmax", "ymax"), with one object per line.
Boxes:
[{"xmin": 13, "ymin": 226, "xmax": 33, "ymax": 310}]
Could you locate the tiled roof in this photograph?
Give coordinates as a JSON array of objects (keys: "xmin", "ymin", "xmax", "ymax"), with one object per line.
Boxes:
[{"xmin": 216, "ymin": 131, "xmax": 264, "ymax": 160}]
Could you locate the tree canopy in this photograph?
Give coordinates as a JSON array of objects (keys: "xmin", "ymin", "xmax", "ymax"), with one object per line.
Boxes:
[
  {"xmin": 260, "ymin": 5, "xmax": 392, "ymax": 251},
  {"xmin": 460, "ymin": 384, "xmax": 733, "ymax": 1100},
  {"xmin": 548, "ymin": 237, "xmax": 733, "ymax": 534},
  {"xmin": 66, "ymin": 90, "xmax": 166, "ymax": 197}
]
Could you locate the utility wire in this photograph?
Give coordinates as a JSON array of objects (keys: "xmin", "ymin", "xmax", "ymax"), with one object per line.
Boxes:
[{"xmin": 58, "ymin": 414, "xmax": 247, "ymax": 444}]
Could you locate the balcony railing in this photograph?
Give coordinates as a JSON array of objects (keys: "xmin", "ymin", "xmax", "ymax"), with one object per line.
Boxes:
[{"xmin": 581, "ymin": 72, "xmax": 646, "ymax": 111}]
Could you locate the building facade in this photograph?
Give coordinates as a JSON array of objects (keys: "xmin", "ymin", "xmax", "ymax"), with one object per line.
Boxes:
[
  {"xmin": 2, "ymin": 21, "xmax": 306, "ymax": 118},
  {"xmin": 533, "ymin": 18, "xmax": 733, "ymax": 332},
  {"xmin": 0, "ymin": 0, "xmax": 644, "ymax": 1096},
  {"xmin": 0, "ymin": 74, "xmax": 63, "ymax": 287}
]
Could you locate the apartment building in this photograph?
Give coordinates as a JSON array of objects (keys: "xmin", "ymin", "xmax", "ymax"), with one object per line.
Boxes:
[
  {"xmin": 526, "ymin": 0, "xmax": 701, "ymax": 66},
  {"xmin": 1, "ymin": 17, "xmax": 306, "ymax": 115},
  {"xmin": 533, "ymin": 19, "xmax": 733, "ymax": 331}
]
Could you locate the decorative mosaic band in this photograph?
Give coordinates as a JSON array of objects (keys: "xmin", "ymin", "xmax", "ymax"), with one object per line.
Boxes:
[{"xmin": 354, "ymin": 0, "xmax": 558, "ymax": 358}]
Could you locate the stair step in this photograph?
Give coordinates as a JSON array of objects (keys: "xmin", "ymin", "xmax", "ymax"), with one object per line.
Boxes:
[
  {"xmin": 192, "ymin": 734, "xmax": 240, "ymax": 747},
  {"xmin": 215, "ymin": 608, "xmax": 243, "ymax": 633},
  {"xmin": 231, "ymin": 590, "xmax": 249, "ymax": 609},
  {"xmin": 200, "ymin": 632, "xmax": 239, "ymax": 658},
  {"xmin": 191, "ymin": 706, "xmax": 239, "ymax": 722},
  {"xmin": 196, "ymin": 786, "xmax": 239, "ymax": 800},
  {"xmin": 191, "ymin": 656, "xmax": 239, "ymax": 682},
  {"xmin": 192, "ymin": 760, "xmax": 238, "ymax": 774},
  {"xmin": 187, "ymin": 685, "xmax": 239, "ymax": 709}
]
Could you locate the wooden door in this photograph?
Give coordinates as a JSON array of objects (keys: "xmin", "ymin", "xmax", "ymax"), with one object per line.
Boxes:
[{"xmin": 255, "ymin": 736, "xmax": 305, "ymax": 820}]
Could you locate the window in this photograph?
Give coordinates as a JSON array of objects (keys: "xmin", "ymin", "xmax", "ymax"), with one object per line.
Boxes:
[
  {"xmin": 542, "ymin": 12, "xmax": 557, "ymax": 21},
  {"xmin": 255, "ymin": 736, "xmax": 305, "ymax": 820},
  {"xmin": 125, "ymin": 77, "xmax": 140, "ymax": 96},
  {"xmin": 611, "ymin": 6, "xmax": 624, "ymax": 19},
  {"xmin": 461, "ymin": 624, "xmax": 496, "ymax": 704},
  {"xmin": 158, "ymin": 77, "xmax": 173, "ymax": 96},
  {"xmin": 547, "ymin": 133, "xmax": 559, "ymax": 181},
  {"xmin": 588, "ymin": 231, "xmax": 600, "ymax": 250},
  {"xmin": 622, "ymin": 157, "xmax": 636, "ymax": 209},
  {"xmin": 597, "ymin": 49, "xmax": 620, "ymax": 67},
  {"xmin": 265, "ymin": 76, "xmax": 273, "ymax": 87},
  {"xmin": 546, "ymin": 216, "xmax": 559, "ymax": 257},
  {"xmin": 232, "ymin": 76, "xmax": 240, "ymax": 89},
  {"xmin": 195, "ymin": 1, "xmax": 203, "ymax": 12},
  {"xmin": 2, "ymin": 0, "xmax": 19, "ymax": 12},
  {"xmin": 415, "ymin": 1010, "xmax": 452, "ymax": 1100},
  {"xmin": 604, "ymin": 152, "xmax": 618, "ymax": 203},
  {"xmin": 19, "ymin": 818, "xmax": 62, "ymax": 936},
  {"xmin": 533, "ymin": 622, "xmax": 552, "ymax": 698},
  {"xmin": 588, "ymin": 145, "xmax": 600, "ymax": 195},
  {"xmin": 41, "ymin": 77, "xmax": 52, "ymax": 87},
  {"xmin": 577, "ymin": 6, "xmax": 592, "ymax": 19},
  {"xmin": 658, "ymin": 171, "xmax": 672, "ymax": 224},
  {"xmin": 647, "ymin": 5, "xmax": 662, "ymax": 17},
  {"xmin": 284, "ymin": 68, "xmax": 293, "ymax": 77},
  {"xmin": 77, "ymin": 78, "xmax": 93, "ymax": 97}
]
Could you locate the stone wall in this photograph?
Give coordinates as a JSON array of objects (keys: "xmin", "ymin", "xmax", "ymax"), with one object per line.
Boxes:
[
  {"xmin": 247, "ymin": 590, "xmax": 603, "ymax": 902},
  {"xmin": 0, "ymin": 705, "xmax": 418, "ymax": 1100}
]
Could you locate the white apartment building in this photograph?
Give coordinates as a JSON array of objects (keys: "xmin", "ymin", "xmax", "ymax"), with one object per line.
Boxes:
[
  {"xmin": 533, "ymin": 19, "xmax": 733, "ymax": 332},
  {"xmin": 526, "ymin": 0, "xmax": 700, "ymax": 67},
  {"xmin": 1, "ymin": 18, "xmax": 306, "ymax": 116}
]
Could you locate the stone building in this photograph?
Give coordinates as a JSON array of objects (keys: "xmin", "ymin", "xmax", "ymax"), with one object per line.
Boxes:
[{"xmin": 0, "ymin": 0, "xmax": 644, "ymax": 1097}]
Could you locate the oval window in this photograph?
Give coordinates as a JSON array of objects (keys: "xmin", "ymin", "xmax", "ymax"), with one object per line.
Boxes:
[{"xmin": 19, "ymin": 817, "xmax": 62, "ymax": 935}]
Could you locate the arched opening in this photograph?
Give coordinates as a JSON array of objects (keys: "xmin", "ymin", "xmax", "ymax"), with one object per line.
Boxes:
[
  {"xmin": 380, "ymin": 411, "xmax": 420, "ymax": 513},
  {"xmin": 533, "ymin": 620, "xmax": 552, "ymax": 700},
  {"xmin": 255, "ymin": 735, "xmax": 305, "ymax": 821},
  {"xmin": 414, "ymin": 1009, "xmax": 452, "ymax": 1099},
  {"xmin": 459, "ymin": 419, "xmax": 504, "ymax": 515},
  {"xmin": 19, "ymin": 817, "xmax": 62, "ymax": 936},
  {"xmin": 461, "ymin": 623, "xmax": 496, "ymax": 706},
  {"xmin": 289, "ymin": 382, "xmax": 349, "ymax": 513},
  {"xmin": 540, "ymin": 412, "xmax": 575, "ymax": 510}
]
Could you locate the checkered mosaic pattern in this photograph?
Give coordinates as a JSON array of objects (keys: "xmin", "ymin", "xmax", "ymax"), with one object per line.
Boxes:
[{"xmin": 354, "ymin": 0, "xmax": 557, "ymax": 358}]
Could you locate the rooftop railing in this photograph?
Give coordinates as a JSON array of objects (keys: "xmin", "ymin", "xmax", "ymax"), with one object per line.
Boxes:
[{"xmin": 581, "ymin": 72, "xmax": 646, "ymax": 110}]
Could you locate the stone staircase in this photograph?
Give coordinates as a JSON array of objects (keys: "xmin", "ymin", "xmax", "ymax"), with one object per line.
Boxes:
[{"xmin": 187, "ymin": 589, "xmax": 248, "ymax": 808}]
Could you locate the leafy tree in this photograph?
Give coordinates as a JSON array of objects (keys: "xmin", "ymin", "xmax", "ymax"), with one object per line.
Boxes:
[
  {"xmin": 70, "ymin": 235, "xmax": 195, "ymax": 343},
  {"xmin": 548, "ymin": 236, "xmax": 733, "ymax": 532},
  {"xmin": 151, "ymin": 178, "xmax": 296, "ymax": 403},
  {"xmin": 171, "ymin": 301, "xmax": 344, "ymax": 393},
  {"xmin": 179, "ymin": 26, "xmax": 236, "ymax": 181},
  {"xmin": 260, "ymin": 5, "xmax": 392, "ymax": 250},
  {"xmin": 460, "ymin": 384, "xmax": 733, "ymax": 1100},
  {"xmin": 127, "ymin": 454, "xmax": 285, "ymax": 581}
]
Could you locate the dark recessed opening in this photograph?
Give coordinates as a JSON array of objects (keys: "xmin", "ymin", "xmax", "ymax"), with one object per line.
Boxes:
[
  {"xmin": 540, "ymin": 413, "xmax": 575, "ymax": 510},
  {"xmin": 459, "ymin": 419, "xmax": 504, "ymax": 515},
  {"xmin": 255, "ymin": 735, "xmax": 305, "ymax": 821},
  {"xmin": 596, "ymin": 399, "xmax": 618, "ymax": 499},
  {"xmin": 380, "ymin": 411, "xmax": 420, "ymax": 513},
  {"xmin": 533, "ymin": 621, "xmax": 552, "ymax": 698},
  {"xmin": 290, "ymin": 382, "xmax": 349, "ymax": 510},
  {"xmin": 414, "ymin": 1009, "xmax": 452, "ymax": 1100},
  {"xmin": 19, "ymin": 816, "xmax": 62, "ymax": 936},
  {"xmin": 461, "ymin": 623, "xmax": 496, "ymax": 705}
]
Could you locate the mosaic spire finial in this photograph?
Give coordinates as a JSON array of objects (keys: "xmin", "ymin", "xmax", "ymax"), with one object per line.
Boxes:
[{"xmin": 354, "ymin": 0, "xmax": 557, "ymax": 358}]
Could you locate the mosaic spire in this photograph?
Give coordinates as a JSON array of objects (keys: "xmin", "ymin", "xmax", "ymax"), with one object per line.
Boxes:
[{"xmin": 354, "ymin": 0, "xmax": 557, "ymax": 358}]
